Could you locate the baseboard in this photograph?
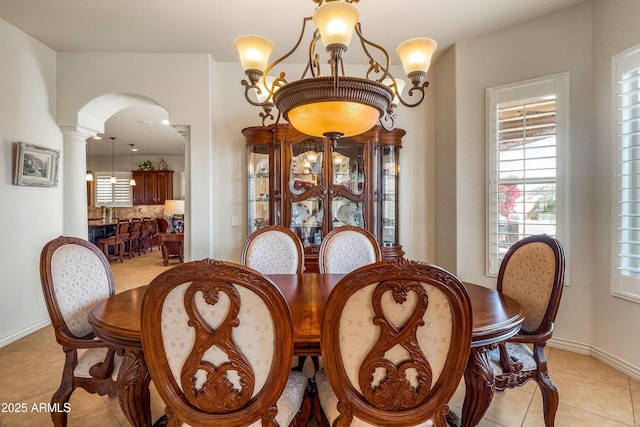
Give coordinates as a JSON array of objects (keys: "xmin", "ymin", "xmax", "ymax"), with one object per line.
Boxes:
[
  {"xmin": 0, "ymin": 320, "xmax": 51, "ymax": 348},
  {"xmin": 589, "ymin": 345, "xmax": 640, "ymax": 382},
  {"xmin": 549, "ymin": 337, "xmax": 640, "ymax": 381},
  {"xmin": 548, "ymin": 336, "xmax": 590, "ymax": 355}
]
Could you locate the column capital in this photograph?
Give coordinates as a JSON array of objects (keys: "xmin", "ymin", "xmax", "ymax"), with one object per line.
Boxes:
[{"xmin": 59, "ymin": 125, "xmax": 98, "ymax": 143}]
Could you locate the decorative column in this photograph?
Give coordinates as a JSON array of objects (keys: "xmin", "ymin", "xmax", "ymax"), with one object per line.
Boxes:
[
  {"xmin": 60, "ymin": 126, "xmax": 96, "ymax": 239},
  {"xmin": 174, "ymin": 125, "xmax": 191, "ymax": 261}
]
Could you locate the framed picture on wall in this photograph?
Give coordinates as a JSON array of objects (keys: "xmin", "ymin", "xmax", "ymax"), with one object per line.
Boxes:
[{"xmin": 14, "ymin": 142, "xmax": 60, "ymax": 187}]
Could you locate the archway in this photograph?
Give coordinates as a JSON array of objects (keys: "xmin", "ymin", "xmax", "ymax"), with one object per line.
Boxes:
[{"xmin": 63, "ymin": 93, "xmax": 190, "ymax": 259}]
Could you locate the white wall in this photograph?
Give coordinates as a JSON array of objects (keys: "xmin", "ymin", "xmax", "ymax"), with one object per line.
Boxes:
[
  {"xmin": 0, "ymin": 17, "xmax": 61, "ymax": 344},
  {"xmin": 591, "ymin": 0, "xmax": 640, "ymax": 373}
]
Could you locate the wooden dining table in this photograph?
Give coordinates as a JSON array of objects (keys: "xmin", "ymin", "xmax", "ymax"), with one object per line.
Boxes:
[{"xmin": 88, "ymin": 273, "xmax": 524, "ymax": 427}]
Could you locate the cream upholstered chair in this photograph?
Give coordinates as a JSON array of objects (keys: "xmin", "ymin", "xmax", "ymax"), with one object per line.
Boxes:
[
  {"xmin": 315, "ymin": 259, "xmax": 472, "ymax": 427},
  {"xmin": 140, "ymin": 259, "xmax": 311, "ymax": 427},
  {"xmin": 242, "ymin": 225, "xmax": 305, "ymax": 274},
  {"xmin": 318, "ymin": 226, "xmax": 381, "ymax": 274},
  {"xmin": 489, "ymin": 234, "xmax": 565, "ymax": 427},
  {"xmin": 39, "ymin": 236, "xmax": 122, "ymax": 427}
]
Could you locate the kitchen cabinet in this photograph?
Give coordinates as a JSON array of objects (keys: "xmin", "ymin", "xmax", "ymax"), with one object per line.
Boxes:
[
  {"xmin": 132, "ymin": 170, "xmax": 174, "ymax": 205},
  {"xmin": 243, "ymin": 124, "xmax": 404, "ymax": 271}
]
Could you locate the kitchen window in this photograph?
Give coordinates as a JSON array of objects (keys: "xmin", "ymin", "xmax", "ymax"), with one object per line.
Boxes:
[
  {"xmin": 95, "ymin": 172, "xmax": 133, "ymax": 207},
  {"xmin": 612, "ymin": 43, "xmax": 640, "ymax": 302},
  {"xmin": 486, "ymin": 73, "xmax": 569, "ymax": 276}
]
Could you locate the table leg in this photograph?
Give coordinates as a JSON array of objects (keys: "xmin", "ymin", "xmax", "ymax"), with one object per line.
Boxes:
[
  {"xmin": 116, "ymin": 349, "xmax": 152, "ymax": 427},
  {"xmin": 161, "ymin": 243, "xmax": 169, "ymax": 266},
  {"xmin": 460, "ymin": 346, "xmax": 495, "ymax": 427}
]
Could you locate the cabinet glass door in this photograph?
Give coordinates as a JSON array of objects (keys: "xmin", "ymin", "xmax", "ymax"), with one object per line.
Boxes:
[
  {"xmin": 248, "ymin": 146, "xmax": 270, "ymax": 234},
  {"xmin": 331, "ymin": 196, "xmax": 364, "ymax": 228},
  {"xmin": 289, "ymin": 137, "xmax": 324, "ymax": 195},
  {"xmin": 288, "ymin": 136, "xmax": 324, "ymax": 245},
  {"xmin": 332, "ymin": 138, "xmax": 365, "ymax": 195},
  {"xmin": 290, "ymin": 198, "xmax": 324, "ymax": 248},
  {"xmin": 381, "ymin": 146, "xmax": 399, "ymax": 246}
]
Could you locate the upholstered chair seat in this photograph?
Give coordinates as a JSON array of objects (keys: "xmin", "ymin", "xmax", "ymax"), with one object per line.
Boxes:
[
  {"xmin": 74, "ymin": 348, "xmax": 123, "ymax": 380},
  {"xmin": 316, "ymin": 259, "xmax": 472, "ymax": 427},
  {"xmin": 487, "ymin": 343, "xmax": 538, "ymax": 373},
  {"xmin": 40, "ymin": 236, "xmax": 122, "ymax": 427},
  {"xmin": 318, "ymin": 226, "xmax": 381, "ymax": 274},
  {"xmin": 242, "ymin": 225, "xmax": 305, "ymax": 274},
  {"xmin": 141, "ymin": 259, "xmax": 311, "ymax": 427}
]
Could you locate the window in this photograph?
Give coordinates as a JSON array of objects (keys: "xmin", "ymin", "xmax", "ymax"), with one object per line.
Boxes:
[
  {"xmin": 613, "ymin": 43, "xmax": 640, "ymax": 302},
  {"xmin": 487, "ymin": 73, "xmax": 569, "ymax": 276},
  {"xmin": 95, "ymin": 172, "xmax": 133, "ymax": 207}
]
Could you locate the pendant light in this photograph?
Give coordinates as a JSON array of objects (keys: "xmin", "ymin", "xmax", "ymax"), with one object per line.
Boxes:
[
  {"xmin": 110, "ymin": 137, "xmax": 117, "ymax": 184},
  {"xmin": 129, "ymin": 144, "xmax": 137, "ymax": 186},
  {"xmin": 85, "ymin": 138, "xmax": 94, "ymax": 181}
]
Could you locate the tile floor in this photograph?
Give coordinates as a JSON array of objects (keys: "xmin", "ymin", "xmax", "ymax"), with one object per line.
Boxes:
[{"xmin": 1, "ymin": 250, "xmax": 639, "ymax": 426}]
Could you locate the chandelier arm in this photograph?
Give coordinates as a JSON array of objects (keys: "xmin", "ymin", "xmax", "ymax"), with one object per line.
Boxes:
[
  {"xmin": 379, "ymin": 113, "xmax": 397, "ymax": 131},
  {"xmin": 308, "ymin": 30, "xmax": 322, "ymax": 78},
  {"xmin": 396, "ymin": 81, "xmax": 430, "ymax": 108},
  {"xmin": 260, "ymin": 108, "xmax": 278, "ymax": 127},
  {"xmin": 263, "ymin": 16, "xmax": 315, "ymax": 86},
  {"xmin": 241, "ymin": 80, "xmax": 273, "ymax": 107},
  {"xmin": 355, "ymin": 23, "xmax": 391, "ymax": 82}
]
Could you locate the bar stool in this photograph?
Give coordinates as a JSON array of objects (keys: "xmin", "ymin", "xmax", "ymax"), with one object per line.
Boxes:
[
  {"xmin": 97, "ymin": 219, "xmax": 130, "ymax": 263},
  {"xmin": 127, "ymin": 218, "xmax": 143, "ymax": 258}
]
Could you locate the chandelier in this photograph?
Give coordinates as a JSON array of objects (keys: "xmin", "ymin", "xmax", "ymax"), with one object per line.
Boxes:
[{"xmin": 235, "ymin": 0, "xmax": 436, "ymax": 140}]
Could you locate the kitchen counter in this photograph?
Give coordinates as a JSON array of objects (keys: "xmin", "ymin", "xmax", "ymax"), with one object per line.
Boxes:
[{"xmin": 88, "ymin": 219, "xmax": 118, "ymax": 244}]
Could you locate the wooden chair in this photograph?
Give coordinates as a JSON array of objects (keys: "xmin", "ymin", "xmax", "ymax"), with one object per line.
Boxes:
[
  {"xmin": 127, "ymin": 218, "xmax": 142, "ymax": 258},
  {"xmin": 315, "ymin": 259, "xmax": 472, "ymax": 426},
  {"xmin": 97, "ymin": 219, "xmax": 130, "ymax": 263},
  {"xmin": 139, "ymin": 217, "xmax": 153, "ymax": 254},
  {"xmin": 489, "ymin": 234, "xmax": 566, "ymax": 427},
  {"xmin": 318, "ymin": 225, "xmax": 381, "ymax": 274},
  {"xmin": 140, "ymin": 259, "xmax": 311, "ymax": 427},
  {"xmin": 242, "ymin": 225, "xmax": 305, "ymax": 274},
  {"xmin": 39, "ymin": 236, "xmax": 122, "ymax": 427}
]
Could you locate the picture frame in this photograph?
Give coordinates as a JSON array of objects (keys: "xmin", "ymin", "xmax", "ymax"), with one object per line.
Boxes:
[{"xmin": 14, "ymin": 142, "xmax": 60, "ymax": 187}]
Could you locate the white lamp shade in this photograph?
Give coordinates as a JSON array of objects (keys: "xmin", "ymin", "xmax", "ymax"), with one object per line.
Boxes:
[
  {"xmin": 164, "ymin": 199, "xmax": 185, "ymax": 216},
  {"xmin": 313, "ymin": 1, "xmax": 359, "ymax": 48},
  {"xmin": 234, "ymin": 35, "xmax": 274, "ymax": 73},
  {"xmin": 396, "ymin": 37, "xmax": 437, "ymax": 75}
]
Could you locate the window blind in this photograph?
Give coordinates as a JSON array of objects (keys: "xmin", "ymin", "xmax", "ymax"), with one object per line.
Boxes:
[
  {"xmin": 614, "ymin": 44, "xmax": 640, "ymax": 301},
  {"xmin": 95, "ymin": 172, "xmax": 133, "ymax": 207}
]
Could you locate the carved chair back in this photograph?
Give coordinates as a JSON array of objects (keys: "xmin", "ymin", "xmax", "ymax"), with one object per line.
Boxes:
[
  {"xmin": 241, "ymin": 225, "xmax": 305, "ymax": 274},
  {"xmin": 39, "ymin": 236, "xmax": 119, "ymax": 426},
  {"xmin": 318, "ymin": 259, "xmax": 472, "ymax": 426},
  {"xmin": 141, "ymin": 259, "xmax": 306, "ymax": 427},
  {"xmin": 318, "ymin": 226, "xmax": 381, "ymax": 274}
]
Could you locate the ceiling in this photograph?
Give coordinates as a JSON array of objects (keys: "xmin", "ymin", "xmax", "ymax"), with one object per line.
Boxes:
[{"xmin": 0, "ymin": 0, "xmax": 588, "ymax": 156}]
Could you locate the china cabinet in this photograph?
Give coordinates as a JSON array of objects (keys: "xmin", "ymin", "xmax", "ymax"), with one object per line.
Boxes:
[
  {"xmin": 244, "ymin": 124, "xmax": 404, "ymax": 271},
  {"xmin": 132, "ymin": 170, "xmax": 174, "ymax": 205}
]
